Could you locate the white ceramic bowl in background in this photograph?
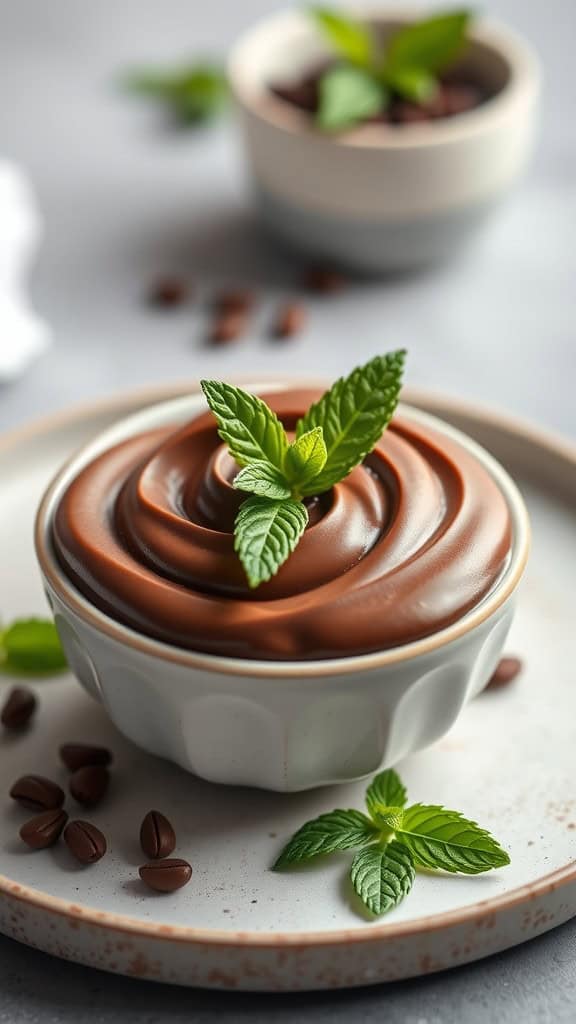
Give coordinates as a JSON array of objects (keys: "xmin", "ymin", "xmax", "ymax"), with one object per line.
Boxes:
[
  {"xmin": 35, "ymin": 389, "xmax": 530, "ymax": 792},
  {"xmin": 229, "ymin": 8, "xmax": 540, "ymax": 272}
]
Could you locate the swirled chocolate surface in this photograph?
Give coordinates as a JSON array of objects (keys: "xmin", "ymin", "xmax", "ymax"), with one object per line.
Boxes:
[{"xmin": 52, "ymin": 389, "xmax": 512, "ymax": 661}]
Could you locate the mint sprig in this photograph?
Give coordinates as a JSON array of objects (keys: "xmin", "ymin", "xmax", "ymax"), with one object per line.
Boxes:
[
  {"xmin": 125, "ymin": 62, "xmax": 227, "ymax": 125},
  {"xmin": 273, "ymin": 769, "xmax": 510, "ymax": 919},
  {"xmin": 0, "ymin": 618, "xmax": 67, "ymax": 675},
  {"xmin": 201, "ymin": 350, "xmax": 405, "ymax": 588},
  {"xmin": 310, "ymin": 8, "xmax": 472, "ymax": 132}
]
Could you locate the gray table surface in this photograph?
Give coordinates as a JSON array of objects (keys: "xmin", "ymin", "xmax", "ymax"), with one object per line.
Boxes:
[{"xmin": 0, "ymin": 0, "xmax": 575, "ymax": 1019}]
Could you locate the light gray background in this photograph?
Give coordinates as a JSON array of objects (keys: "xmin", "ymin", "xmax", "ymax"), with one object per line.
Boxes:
[{"xmin": 0, "ymin": 0, "xmax": 575, "ymax": 1019}]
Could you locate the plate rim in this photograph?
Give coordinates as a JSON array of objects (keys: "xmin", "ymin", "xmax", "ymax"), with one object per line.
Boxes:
[{"xmin": 1, "ymin": 381, "xmax": 575, "ymax": 951}]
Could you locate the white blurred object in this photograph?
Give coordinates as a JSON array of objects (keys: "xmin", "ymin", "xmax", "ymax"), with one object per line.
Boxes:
[{"xmin": 0, "ymin": 161, "xmax": 50, "ymax": 380}]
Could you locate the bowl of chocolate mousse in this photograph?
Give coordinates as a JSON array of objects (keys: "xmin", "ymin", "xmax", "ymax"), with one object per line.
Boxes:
[{"xmin": 35, "ymin": 385, "xmax": 529, "ymax": 792}]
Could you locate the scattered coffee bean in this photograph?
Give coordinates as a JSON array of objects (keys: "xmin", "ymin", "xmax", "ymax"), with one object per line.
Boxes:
[
  {"xmin": 210, "ymin": 311, "xmax": 247, "ymax": 344},
  {"xmin": 69, "ymin": 764, "xmax": 110, "ymax": 807},
  {"xmin": 273, "ymin": 303, "xmax": 306, "ymax": 339},
  {"xmin": 215, "ymin": 289, "xmax": 255, "ymax": 314},
  {"xmin": 10, "ymin": 775, "xmax": 65, "ymax": 811},
  {"xmin": 20, "ymin": 809, "xmax": 68, "ymax": 850},
  {"xmin": 64, "ymin": 820, "xmax": 107, "ymax": 864},
  {"xmin": 1, "ymin": 687, "xmax": 37, "ymax": 730},
  {"xmin": 139, "ymin": 858, "xmax": 192, "ymax": 893},
  {"xmin": 140, "ymin": 810, "xmax": 176, "ymax": 860},
  {"xmin": 303, "ymin": 268, "xmax": 347, "ymax": 294},
  {"xmin": 486, "ymin": 657, "xmax": 523, "ymax": 690},
  {"xmin": 148, "ymin": 277, "xmax": 189, "ymax": 308},
  {"xmin": 60, "ymin": 743, "xmax": 112, "ymax": 772}
]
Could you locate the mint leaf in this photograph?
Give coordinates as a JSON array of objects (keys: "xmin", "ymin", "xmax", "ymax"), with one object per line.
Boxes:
[
  {"xmin": 284, "ymin": 426, "xmax": 327, "ymax": 492},
  {"xmin": 310, "ymin": 8, "xmax": 373, "ymax": 68},
  {"xmin": 366, "ymin": 768, "xmax": 408, "ymax": 818},
  {"xmin": 370, "ymin": 805, "xmax": 405, "ymax": 831},
  {"xmin": 297, "ymin": 351, "xmax": 405, "ymax": 493},
  {"xmin": 350, "ymin": 841, "xmax": 415, "ymax": 916},
  {"xmin": 274, "ymin": 809, "xmax": 379, "ymax": 869},
  {"xmin": 234, "ymin": 462, "xmax": 291, "ymax": 500},
  {"xmin": 397, "ymin": 804, "xmax": 511, "ymax": 874},
  {"xmin": 234, "ymin": 497, "xmax": 308, "ymax": 588},
  {"xmin": 385, "ymin": 11, "xmax": 471, "ymax": 77},
  {"xmin": 201, "ymin": 381, "xmax": 288, "ymax": 471},
  {"xmin": 386, "ymin": 66, "xmax": 438, "ymax": 103},
  {"xmin": 317, "ymin": 66, "xmax": 384, "ymax": 132},
  {"xmin": 0, "ymin": 619, "xmax": 67, "ymax": 674},
  {"xmin": 125, "ymin": 62, "xmax": 227, "ymax": 124}
]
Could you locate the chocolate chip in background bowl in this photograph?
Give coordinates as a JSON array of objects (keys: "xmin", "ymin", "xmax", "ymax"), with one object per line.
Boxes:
[
  {"xmin": 10, "ymin": 775, "xmax": 65, "ymax": 811},
  {"xmin": 273, "ymin": 302, "xmax": 306, "ymax": 339},
  {"xmin": 139, "ymin": 858, "xmax": 192, "ymax": 893},
  {"xmin": 69, "ymin": 764, "xmax": 110, "ymax": 807},
  {"xmin": 140, "ymin": 810, "xmax": 176, "ymax": 860},
  {"xmin": 1, "ymin": 687, "xmax": 37, "ymax": 730},
  {"xmin": 20, "ymin": 809, "xmax": 68, "ymax": 850},
  {"xmin": 485, "ymin": 656, "xmax": 523, "ymax": 691},
  {"xmin": 64, "ymin": 820, "xmax": 107, "ymax": 864},
  {"xmin": 60, "ymin": 743, "xmax": 112, "ymax": 772}
]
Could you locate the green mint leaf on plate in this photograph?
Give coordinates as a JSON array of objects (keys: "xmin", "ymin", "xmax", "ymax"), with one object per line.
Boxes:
[
  {"xmin": 234, "ymin": 462, "xmax": 291, "ymax": 500},
  {"xmin": 297, "ymin": 350, "xmax": 405, "ymax": 493},
  {"xmin": 317, "ymin": 66, "xmax": 384, "ymax": 132},
  {"xmin": 397, "ymin": 804, "xmax": 511, "ymax": 874},
  {"xmin": 0, "ymin": 619, "xmax": 67, "ymax": 674},
  {"xmin": 310, "ymin": 7, "xmax": 373, "ymax": 68},
  {"xmin": 366, "ymin": 768, "xmax": 408, "ymax": 819},
  {"xmin": 385, "ymin": 10, "xmax": 471, "ymax": 77},
  {"xmin": 284, "ymin": 426, "xmax": 327, "ymax": 492},
  {"xmin": 350, "ymin": 841, "xmax": 415, "ymax": 917},
  {"xmin": 386, "ymin": 66, "xmax": 438, "ymax": 103},
  {"xmin": 125, "ymin": 63, "xmax": 227, "ymax": 125},
  {"xmin": 234, "ymin": 497, "xmax": 308, "ymax": 588},
  {"xmin": 274, "ymin": 809, "xmax": 379, "ymax": 869},
  {"xmin": 201, "ymin": 381, "xmax": 288, "ymax": 471}
]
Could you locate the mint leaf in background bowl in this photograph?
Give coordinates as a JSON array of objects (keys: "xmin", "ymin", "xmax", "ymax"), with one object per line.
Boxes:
[{"xmin": 0, "ymin": 618, "xmax": 67, "ymax": 675}]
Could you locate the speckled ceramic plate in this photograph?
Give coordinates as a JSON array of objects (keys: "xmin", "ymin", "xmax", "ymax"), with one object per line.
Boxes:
[{"xmin": 0, "ymin": 385, "xmax": 575, "ymax": 991}]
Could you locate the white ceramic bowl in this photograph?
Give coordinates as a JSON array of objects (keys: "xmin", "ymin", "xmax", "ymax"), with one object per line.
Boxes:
[
  {"xmin": 229, "ymin": 8, "xmax": 540, "ymax": 272},
  {"xmin": 35, "ymin": 389, "xmax": 530, "ymax": 792}
]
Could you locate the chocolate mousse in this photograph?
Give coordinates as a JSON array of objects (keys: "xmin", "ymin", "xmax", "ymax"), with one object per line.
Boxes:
[{"xmin": 52, "ymin": 389, "xmax": 512, "ymax": 661}]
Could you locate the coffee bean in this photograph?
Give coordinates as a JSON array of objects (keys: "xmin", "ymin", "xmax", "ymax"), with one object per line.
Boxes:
[
  {"xmin": 214, "ymin": 289, "xmax": 255, "ymax": 314},
  {"xmin": 273, "ymin": 303, "xmax": 306, "ymax": 339},
  {"xmin": 60, "ymin": 743, "xmax": 112, "ymax": 772},
  {"xmin": 148, "ymin": 277, "xmax": 189, "ymax": 308},
  {"xmin": 486, "ymin": 657, "xmax": 523, "ymax": 690},
  {"xmin": 69, "ymin": 765, "xmax": 110, "ymax": 807},
  {"xmin": 140, "ymin": 810, "xmax": 176, "ymax": 860},
  {"xmin": 64, "ymin": 820, "xmax": 107, "ymax": 864},
  {"xmin": 1, "ymin": 687, "xmax": 37, "ymax": 730},
  {"xmin": 139, "ymin": 858, "xmax": 192, "ymax": 893},
  {"xmin": 20, "ymin": 809, "xmax": 68, "ymax": 850},
  {"xmin": 210, "ymin": 311, "xmax": 246, "ymax": 344},
  {"xmin": 10, "ymin": 775, "xmax": 65, "ymax": 811},
  {"xmin": 303, "ymin": 268, "xmax": 347, "ymax": 294}
]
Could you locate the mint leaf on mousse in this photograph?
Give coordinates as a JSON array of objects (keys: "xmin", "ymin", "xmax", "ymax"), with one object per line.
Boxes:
[
  {"xmin": 273, "ymin": 768, "xmax": 510, "ymax": 919},
  {"xmin": 296, "ymin": 349, "xmax": 406, "ymax": 494},
  {"xmin": 201, "ymin": 352, "xmax": 405, "ymax": 589},
  {"xmin": 0, "ymin": 618, "xmax": 67, "ymax": 675},
  {"xmin": 233, "ymin": 462, "xmax": 292, "ymax": 500},
  {"xmin": 234, "ymin": 497, "xmax": 308, "ymax": 589},
  {"xmin": 201, "ymin": 380, "xmax": 289, "ymax": 470}
]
